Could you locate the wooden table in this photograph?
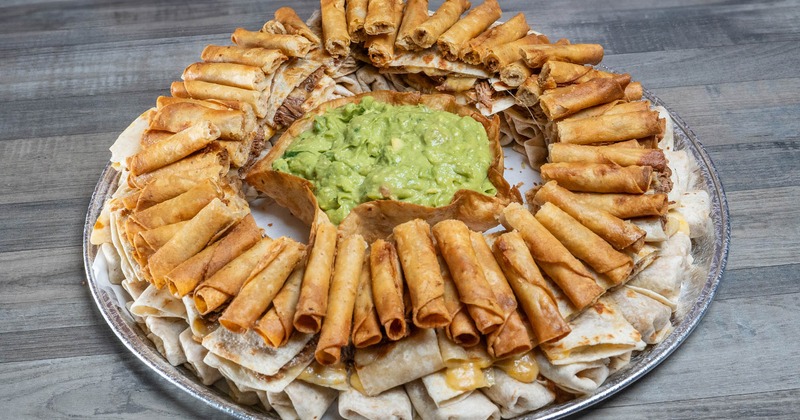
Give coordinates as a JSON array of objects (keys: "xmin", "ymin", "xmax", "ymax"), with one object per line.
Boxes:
[{"xmin": 1, "ymin": 0, "xmax": 798, "ymax": 418}]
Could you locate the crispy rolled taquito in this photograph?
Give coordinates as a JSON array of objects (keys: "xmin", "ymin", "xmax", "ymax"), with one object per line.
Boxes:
[
  {"xmin": 182, "ymin": 79, "xmax": 268, "ymax": 118},
  {"xmin": 201, "ymin": 45, "xmax": 288, "ymax": 73},
  {"xmin": 395, "ymin": 0, "xmax": 428, "ymax": 51},
  {"xmin": 194, "ymin": 237, "xmax": 274, "ymax": 315},
  {"xmin": 320, "ymin": 0, "xmax": 351, "ymax": 58},
  {"xmin": 492, "ymin": 231, "xmax": 571, "ymax": 344},
  {"xmin": 183, "ymin": 62, "xmax": 268, "ymax": 91},
  {"xmin": 521, "ymin": 43, "xmax": 604, "ymax": 69},
  {"xmin": 484, "ymin": 33, "xmax": 549, "ymax": 72},
  {"xmin": 538, "ymin": 61, "xmax": 625, "ymax": 89},
  {"xmin": 499, "ymin": 59, "xmax": 532, "ymax": 87},
  {"xmin": 437, "ymin": 0, "xmax": 501, "ymax": 61},
  {"xmin": 254, "ymin": 264, "xmax": 305, "ymax": 347},
  {"xmin": 393, "ymin": 219, "xmax": 451, "ymax": 328},
  {"xmin": 364, "ymin": 0, "xmax": 401, "ymax": 35},
  {"xmin": 275, "ymin": 7, "xmax": 321, "ymax": 44},
  {"xmin": 538, "ymin": 78, "xmax": 626, "ymax": 120},
  {"xmin": 346, "ymin": 0, "xmax": 369, "ymax": 42},
  {"xmin": 549, "ymin": 143, "xmax": 668, "ymax": 171},
  {"xmin": 533, "ymin": 181, "xmax": 646, "ymax": 251},
  {"xmin": 556, "ymin": 110, "xmax": 664, "ymax": 145},
  {"xmin": 170, "ymin": 81, "xmax": 190, "ymax": 98},
  {"xmin": 165, "ymin": 214, "xmax": 262, "ymax": 297},
  {"xmin": 316, "ymin": 234, "xmax": 368, "ymax": 365},
  {"xmin": 441, "ymin": 254, "xmax": 481, "ymax": 347},
  {"xmin": 148, "ymin": 198, "xmax": 237, "ymax": 289},
  {"xmin": 127, "ymin": 123, "xmax": 219, "ymax": 176},
  {"xmin": 432, "ymin": 220, "xmax": 504, "ymax": 334},
  {"xmin": 219, "ymin": 237, "xmax": 306, "ymax": 333},
  {"xmin": 516, "ymin": 73, "xmax": 542, "ymax": 106},
  {"xmin": 134, "ymin": 175, "xmax": 199, "ymax": 212},
  {"xmin": 563, "ymin": 100, "xmax": 650, "ymax": 122},
  {"xmin": 540, "ymin": 162, "xmax": 653, "ymax": 194},
  {"xmin": 460, "ymin": 13, "xmax": 528, "ymax": 64},
  {"xmin": 470, "ymin": 231, "xmax": 532, "ymax": 358},
  {"xmin": 149, "ymin": 101, "xmax": 254, "ymax": 142},
  {"xmin": 411, "ymin": 0, "xmax": 471, "ymax": 49},
  {"xmin": 231, "ymin": 27, "xmax": 314, "ymax": 57},
  {"xmin": 134, "ymin": 221, "xmax": 187, "ymax": 264},
  {"xmin": 365, "ymin": 0, "xmax": 404, "ymax": 67},
  {"xmin": 535, "ymin": 202, "xmax": 633, "ymax": 286},
  {"xmin": 130, "ymin": 179, "xmax": 221, "ymax": 230},
  {"xmin": 126, "ymin": 148, "xmax": 229, "ymax": 190},
  {"xmin": 294, "ymin": 220, "xmax": 338, "ymax": 334},
  {"xmin": 625, "ymin": 81, "xmax": 643, "ymax": 101},
  {"xmin": 500, "ymin": 203, "xmax": 604, "ymax": 310},
  {"xmin": 352, "ymin": 254, "xmax": 383, "ymax": 348},
  {"xmin": 571, "ymin": 192, "xmax": 669, "ymax": 219},
  {"xmin": 369, "ymin": 240, "xmax": 407, "ymax": 341}
]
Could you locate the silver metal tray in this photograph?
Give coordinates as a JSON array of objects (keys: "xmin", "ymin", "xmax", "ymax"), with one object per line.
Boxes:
[{"xmin": 83, "ymin": 90, "xmax": 731, "ymax": 419}]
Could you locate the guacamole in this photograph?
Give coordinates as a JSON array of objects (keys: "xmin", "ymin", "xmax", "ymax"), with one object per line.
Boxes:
[{"xmin": 272, "ymin": 96, "xmax": 497, "ymax": 225}]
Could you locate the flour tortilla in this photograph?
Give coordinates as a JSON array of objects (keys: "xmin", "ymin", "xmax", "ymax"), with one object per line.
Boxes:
[
  {"xmin": 607, "ymin": 287, "xmax": 673, "ymax": 345},
  {"xmin": 389, "ymin": 49, "xmax": 493, "ymax": 78},
  {"xmin": 539, "ymin": 299, "xmax": 645, "ymax": 365},
  {"xmin": 130, "ymin": 284, "xmax": 188, "ymax": 319},
  {"xmin": 626, "ymin": 254, "xmax": 689, "ymax": 309},
  {"xmin": 421, "ymin": 371, "xmax": 474, "ymax": 408},
  {"xmin": 264, "ymin": 51, "xmax": 327, "ymax": 124},
  {"xmin": 110, "ymin": 109, "xmax": 153, "ymax": 170},
  {"xmin": 201, "ymin": 326, "xmax": 314, "ymax": 376},
  {"xmin": 534, "ymin": 350, "xmax": 610, "ymax": 395},
  {"xmin": 338, "ymin": 386, "xmax": 414, "ymax": 420},
  {"xmin": 203, "ymin": 340, "xmax": 314, "ymax": 393},
  {"xmin": 267, "ymin": 380, "xmax": 338, "ymax": 420},
  {"xmin": 144, "ymin": 316, "xmax": 188, "ymax": 366},
  {"xmin": 482, "ymin": 369, "xmax": 556, "ymax": 419},
  {"xmin": 178, "ymin": 328, "xmax": 223, "ymax": 385},
  {"xmin": 181, "ymin": 295, "xmax": 216, "ymax": 338},
  {"xmin": 405, "ymin": 379, "xmax": 501, "ymax": 420},
  {"xmin": 676, "ymin": 190, "xmax": 711, "ymax": 239}
]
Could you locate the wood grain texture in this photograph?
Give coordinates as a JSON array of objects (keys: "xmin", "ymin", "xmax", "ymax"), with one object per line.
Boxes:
[{"xmin": 0, "ymin": 0, "xmax": 798, "ymax": 418}]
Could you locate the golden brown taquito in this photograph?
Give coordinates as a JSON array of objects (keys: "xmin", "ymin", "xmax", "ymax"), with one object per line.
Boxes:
[
  {"xmin": 231, "ymin": 28, "xmax": 314, "ymax": 57},
  {"xmin": 219, "ymin": 237, "xmax": 305, "ymax": 333},
  {"xmin": 320, "ymin": 0, "xmax": 351, "ymax": 58},
  {"xmin": 441, "ymin": 262, "xmax": 481, "ymax": 347},
  {"xmin": 170, "ymin": 81, "xmax": 190, "ymax": 98},
  {"xmin": 432, "ymin": 220, "xmax": 504, "ymax": 334},
  {"xmin": 549, "ymin": 143, "xmax": 668, "ymax": 171},
  {"xmin": 470, "ymin": 231, "xmax": 532, "ymax": 358},
  {"xmin": 275, "ymin": 7, "xmax": 321, "ymax": 44},
  {"xmin": 155, "ymin": 95, "xmax": 231, "ymax": 111},
  {"xmin": 411, "ymin": 0, "xmax": 471, "ymax": 49},
  {"xmin": 535, "ymin": 202, "xmax": 633, "ymax": 286},
  {"xmin": 625, "ymin": 82, "xmax": 643, "ymax": 101},
  {"xmin": 352, "ymin": 255, "xmax": 383, "ymax": 348},
  {"xmin": 520, "ymin": 43, "xmax": 604, "ymax": 68},
  {"xmin": 126, "ymin": 149, "xmax": 229, "ymax": 190},
  {"xmin": 492, "ymin": 231, "xmax": 571, "ymax": 344},
  {"xmin": 138, "ymin": 130, "xmax": 176, "ymax": 149},
  {"xmin": 127, "ymin": 123, "xmax": 220, "ymax": 176},
  {"xmin": 532, "ymin": 181, "xmax": 646, "ymax": 251},
  {"xmin": 130, "ymin": 178, "xmax": 221, "ymax": 231},
  {"xmin": 437, "ymin": 0, "xmax": 501, "ymax": 60},
  {"xmin": 165, "ymin": 214, "xmax": 262, "ymax": 297},
  {"xmin": 134, "ymin": 221, "xmax": 188, "ymax": 262},
  {"xmin": 149, "ymin": 101, "xmax": 253, "ymax": 142},
  {"xmin": 316, "ymin": 234, "xmax": 368, "ymax": 365},
  {"xmin": 538, "ymin": 61, "xmax": 625, "ymax": 89},
  {"xmin": 193, "ymin": 237, "xmax": 274, "ymax": 315},
  {"xmin": 393, "ymin": 219, "xmax": 451, "ymax": 328},
  {"xmin": 294, "ymin": 221, "xmax": 338, "ymax": 334},
  {"xmin": 484, "ymin": 33, "xmax": 549, "ymax": 72},
  {"xmin": 135, "ymin": 175, "xmax": 200, "ymax": 211},
  {"xmin": 540, "ymin": 162, "xmax": 653, "ymax": 194},
  {"xmin": 500, "ymin": 203, "xmax": 604, "ymax": 310},
  {"xmin": 365, "ymin": 0, "xmax": 404, "ymax": 67},
  {"xmin": 570, "ymin": 192, "xmax": 669, "ymax": 219},
  {"xmin": 563, "ymin": 100, "xmax": 650, "ymax": 121},
  {"xmin": 369, "ymin": 240, "xmax": 407, "ymax": 341},
  {"xmin": 395, "ymin": 0, "xmax": 428, "ymax": 50},
  {"xmin": 556, "ymin": 110, "xmax": 664, "ymax": 145},
  {"xmin": 346, "ymin": 0, "xmax": 369, "ymax": 42},
  {"xmin": 364, "ymin": 0, "xmax": 401, "ymax": 35},
  {"xmin": 516, "ymin": 73, "xmax": 542, "ymax": 106},
  {"xmin": 538, "ymin": 78, "xmax": 627, "ymax": 120},
  {"xmin": 460, "ymin": 13, "xmax": 528, "ymax": 65},
  {"xmin": 183, "ymin": 62, "xmax": 268, "ymax": 91},
  {"xmin": 182, "ymin": 79, "xmax": 268, "ymax": 118},
  {"xmin": 201, "ymin": 45, "xmax": 288, "ymax": 73},
  {"xmin": 149, "ymin": 198, "xmax": 237, "ymax": 289},
  {"xmin": 498, "ymin": 59, "xmax": 531, "ymax": 87},
  {"xmin": 254, "ymin": 263, "xmax": 305, "ymax": 347}
]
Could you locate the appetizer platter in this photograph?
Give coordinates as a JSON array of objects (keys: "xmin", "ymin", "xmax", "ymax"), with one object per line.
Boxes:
[{"xmin": 84, "ymin": 0, "xmax": 731, "ymax": 418}]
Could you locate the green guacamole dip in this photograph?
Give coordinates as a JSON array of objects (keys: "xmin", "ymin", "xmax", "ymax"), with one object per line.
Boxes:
[{"xmin": 272, "ymin": 96, "xmax": 497, "ymax": 225}]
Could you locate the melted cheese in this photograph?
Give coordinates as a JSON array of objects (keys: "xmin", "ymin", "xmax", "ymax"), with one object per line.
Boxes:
[
  {"xmin": 494, "ymin": 351, "xmax": 539, "ymax": 383},
  {"xmin": 298, "ymin": 361, "xmax": 348, "ymax": 390}
]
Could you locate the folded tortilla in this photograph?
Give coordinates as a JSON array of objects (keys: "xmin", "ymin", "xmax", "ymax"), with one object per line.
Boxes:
[
  {"xmin": 346, "ymin": 0, "xmax": 369, "ymax": 42},
  {"xmin": 275, "ymin": 7, "xmax": 321, "ymax": 45},
  {"xmin": 420, "ymin": 371, "xmax": 474, "ymax": 408},
  {"xmin": 231, "ymin": 27, "xmax": 314, "ymax": 58},
  {"xmin": 607, "ymin": 287, "xmax": 673, "ymax": 344},
  {"xmin": 411, "ymin": 0, "xmax": 471, "ymax": 49},
  {"xmin": 321, "ymin": 0, "xmax": 351, "ymax": 57},
  {"xmin": 369, "ymin": 239, "xmax": 408, "ymax": 341},
  {"xmin": 338, "ymin": 386, "xmax": 414, "ymax": 420},
  {"xmin": 267, "ymin": 379, "xmax": 338, "ymax": 420},
  {"xmin": 316, "ymin": 234, "xmax": 367, "ymax": 365},
  {"xmin": 484, "ymin": 33, "xmax": 549, "ymax": 72},
  {"xmin": 264, "ymin": 50, "xmax": 327, "ymax": 124},
  {"xmin": 297, "ymin": 360, "xmax": 350, "ymax": 391},
  {"xmin": 432, "ymin": 220, "xmax": 505, "ymax": 335},
  {"xmin": 181, "ymin": 295, "xmax": 215, "ymax": 338},
  {"xmin": 355, "ymin": 328, "xmax": 445, "ymax": 396},
  {"xmin": 200, "ymin": 45, "xmax": 288, "ymax": 73},
  {"xmin": 389, "ymin": 48, "xmax": 493, "ymax": 78},
  {"xmin": 145, "ymin": 316, "xmax": 188, "ymax": 366},
  {"xmin": 130, "ymin": 284, "xmax": 188, "ymax": 319},
  {"xmin": 460, "ymin": 13, "xmax": 528, "ymax": 65},
  {"xmin": 556, "ymin": 110, "xmax": 664, "ymax": 145},
  {"xmin": 178, "ymin": 328, "xmax": 223, "ymax": 385},
  {"xmin": 437, "ymin": 0, "xmax": 501, "ymax": 61},
  {"xmin": 533, "ymin": 350, "xmax": 609, "ymax": 395},
  {"xmin": 254, "ymin": 263, "xmax": 304, "ymax": 347},
  {"xmin": 395, "ymin": 0, "xmax": 429, "ymax": 51},
  {"xmin": 202, "ymin": 325, "xmax": 314, "ymax": 376},
  {"xmin": 675, "ymin": 190, "xmax": 711, "ymax": 239},
  {"xmin": 294, "ymin": 220, "xmax": 338, "ymax": 334},
  {"xmin": 109, "ymin": 108, "xmax": 151, "ymax": 170},
  {"xmin": 500, "ymin": 203, "xmax": 604, "ymax": 310},
  {"xmin": 482, "ymin": 369, "xmax": 556, "ymax": 419},
  {"xmin": 539, "ymin": 299, "xmax": 645, "ymax": 365},
  {"xmin": 626, "ymin": 252, "xmax": 690, "ymax": 309},
  {"xmin": 405, "ymin": 379, "xmax": 500, "ymax": 420}
]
